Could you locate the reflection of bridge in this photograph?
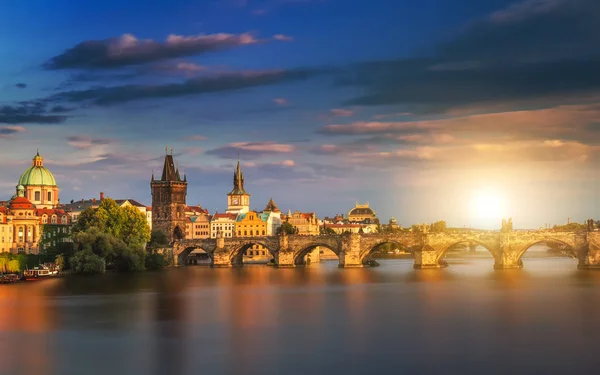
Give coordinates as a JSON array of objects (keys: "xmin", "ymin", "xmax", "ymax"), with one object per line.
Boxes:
[{"xmin": 171, "ymin": 229, "xmax": 600, "ymax": 269}]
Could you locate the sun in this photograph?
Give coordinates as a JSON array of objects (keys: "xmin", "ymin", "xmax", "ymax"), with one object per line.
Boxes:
[{"xmin": 469, "ymin": 189, "xmax": 505, "ymax": 221}]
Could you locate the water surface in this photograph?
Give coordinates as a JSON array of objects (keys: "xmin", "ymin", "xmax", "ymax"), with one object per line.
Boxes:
[{"xmin": 1, "ymin": 255, "xmax": 599, "ymax": 375}]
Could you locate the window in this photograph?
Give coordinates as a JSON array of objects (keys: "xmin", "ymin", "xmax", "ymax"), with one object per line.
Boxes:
[
  {"xmin": 42, "ymin": 216, "xmax": 47, "ymax": 224},
  {"xmin": 61, "ymin": 216, "xmax": 67, "ymax": 224},
  {"xmin": 47, "ymin": 191, "xmax": 52, "ymax": 201},
  {"xmin": 51, "ymin": 216, "xmax": 57, "ymax": 224},
  {"xmin": 35, "ymin": 191, "xmax": 41, "ymax": 201}
]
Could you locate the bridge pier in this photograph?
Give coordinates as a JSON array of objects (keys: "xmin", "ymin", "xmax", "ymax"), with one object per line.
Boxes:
[
  {"xmin": 339, "ymin": 233, "xmax": 364, "ymax": 268},
  {"xmin": 578, "ymin": 232, "xmax": 600, "ymax": 269},
  {"xmin": 493, "ymin": 252, "xmax": 523, "ymax": 269},
  {"xmin": 274, "ymin": 251, "xmax": 296, "ymax": 268},
  {"xmin": 414, "ymin": 248, "xmax": 447, "ymax": 269}
]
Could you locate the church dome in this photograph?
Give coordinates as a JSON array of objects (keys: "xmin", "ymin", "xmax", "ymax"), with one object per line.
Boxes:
[
  {"xmin": 18, "ymin": 151, "xmax": 57, "ymax": 187},
  {"xmin": 349, "ymin": 207, "xmax": 375, "ymax": 216}
]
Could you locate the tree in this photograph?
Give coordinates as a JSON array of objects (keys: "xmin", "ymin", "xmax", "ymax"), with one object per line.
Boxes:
[
  {"xmin": 149, "ymin": 230, "xmax": 169, "ymax": 248},
  {"xmin": 320, "ymin": 226, "xmax": 336, "ymax": 235},
  {"xmin": 145, "ymin": 252, "xmax": 166, "ymax": 271},
  {"xmin": 277, "ymin": 221, "xmax": 295, "ymax": 235},
  {"xmin": 69, "ymin": 249, "xmax": 106, "ymax": 274},
  {"xmin": 553, "ymin": 222, "xmax": 587, "ymax": 232},
  {"xmin": 72, "ymin": 198, "xmax": 150, "ymax": 247}
]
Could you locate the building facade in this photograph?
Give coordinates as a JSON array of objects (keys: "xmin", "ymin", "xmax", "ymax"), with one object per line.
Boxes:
[
  {"xmin": 285, "ymin": 210, "xmax": 320, "ymax": 235},
  {"xmin": 151, "ymin": 151, "xmax": 188, "ymax": 243},
  {"xmin": 210, "ymin": 213, "xmax": 237, "ymax": 238},
  {"xmin": 235, "ymin": 211, "xmax": 270, "ymax": 259}
]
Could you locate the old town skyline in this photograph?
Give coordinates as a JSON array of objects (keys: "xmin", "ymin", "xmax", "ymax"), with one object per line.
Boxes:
[{"xmin": 1, "ymin": 0, "xmax": 600, "ymax": 229}]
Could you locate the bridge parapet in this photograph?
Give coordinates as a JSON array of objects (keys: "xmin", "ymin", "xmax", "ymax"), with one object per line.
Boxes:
[{"xmin": 169, "ymin": 229, "xmax": 600, "ymax": 270}]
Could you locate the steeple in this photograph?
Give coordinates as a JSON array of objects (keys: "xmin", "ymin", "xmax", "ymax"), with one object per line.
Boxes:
[
  {"xmin": 264, "ymin": 198, "xmax": 280, "ymax": 213},
  {"xmin": 160, "ymin": 151, "xmax": 180, "ymax": 181},
  {"xmin": 229, "ymin": 154, "xmax": 247, "ymax": 194}
]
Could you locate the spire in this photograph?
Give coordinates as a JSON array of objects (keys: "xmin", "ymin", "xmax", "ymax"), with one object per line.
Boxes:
[
  {"xmin": 229, "ymin": 154, "xmax": 247, "ymax": 194},
  {"xmin": 151, "ymin": 168, "xmax": 155, "ymax": 181},
  {"xmin": 160, "ymin": 150, "xmax": 180, "ymax": 181}
]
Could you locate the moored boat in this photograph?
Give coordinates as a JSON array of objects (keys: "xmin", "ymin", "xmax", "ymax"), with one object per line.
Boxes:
[{"xmin": 23, "ymin": 263, "xmax": 60, "ymax": 280}]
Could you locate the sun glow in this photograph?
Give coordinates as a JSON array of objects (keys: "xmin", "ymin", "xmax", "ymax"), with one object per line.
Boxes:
[{"xmin": 469, "ymin": 188, "xmax": 506, "ymax": 223}]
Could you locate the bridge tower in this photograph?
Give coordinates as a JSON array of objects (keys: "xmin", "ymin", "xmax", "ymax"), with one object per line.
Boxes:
[{"xmin": 151, "ymin": 148, "xmax": 188, "ymax": 244}]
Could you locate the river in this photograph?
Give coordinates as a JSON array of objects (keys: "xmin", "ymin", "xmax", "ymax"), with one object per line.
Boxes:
[{"xmin": 1, "ymin": 252, "xmax": 599, "ymax": 375}]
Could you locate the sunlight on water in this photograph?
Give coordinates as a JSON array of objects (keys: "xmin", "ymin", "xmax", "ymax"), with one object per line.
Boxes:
[{"xmin": 1, "ymin": 257, "xmax": 599, "ymax": 375}]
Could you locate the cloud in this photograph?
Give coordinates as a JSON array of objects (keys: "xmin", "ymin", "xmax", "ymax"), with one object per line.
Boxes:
[
  {"xmin": 150, "ymin": 61, "xmax": 208, "ymax": 76},
  {"xmin": 330, "ymin": 108, "xmax": 355, "ymax": 117},
  {"xmin": 0, "ymin": 103, "xmax": 68, "ymax": 124},
  {"xmin": 184, "ymin": 134, "xmax": 208, "ymax": 141},
  {"xmin": 15, "ymin": 83, "xmax": 27, "ymax": 89},
  {"xmin": 273, "ymin": 97, "xmax": 288, "ymax": 106},
  {"xmin": 273, "ymin": 34, "xmax": 293, "ymax": 42},
  {"xmin": 45, "ymin": 32, "xmax": 261, "ymax": 70},
  {"xmin": 66, "ymin": 135, "xmax": 116, "ymax": 150},
  {"xmin": 206, "ymin": 141, "xmax": 295, "ymax": 159},
  {"xmin": 0, "ymin": 126, "xmax": 26, "ymax": 138},
  {"xmin": 345, "ymin": 140, "xmax": 597, "ymax": 169},
  {"xmin": 319, "ymin": 104, "xmax": 600, "ymax": 141},
  {"xmin": 52, "ymin": 68, "xmax": 320, "ymax": 106},
  {"xmin": 341, "ymin": 0, "xmax": 600, "ymax": 113}
]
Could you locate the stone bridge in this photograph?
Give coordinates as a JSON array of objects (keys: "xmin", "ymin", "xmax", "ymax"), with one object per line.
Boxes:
[{"xmin": 171, "ymin": 230, "xmax": 600, "ymax": 270}]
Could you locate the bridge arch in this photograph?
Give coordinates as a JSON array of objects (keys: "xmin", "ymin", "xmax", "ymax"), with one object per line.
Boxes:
[
  {"xmin": 293, "ymin": 242, "xmax": 340, "ymax": 266},
  {"xmin": 359, "ymin": 240, "xmax": 414, "ymax": 264},
  {"xmin": 178, "ymin": 246, "xmax": 212, "ymax": 265},
  {"xmin": 434, "ymin": 239, "xmax": 498, "ymax": 262},
  {"xmin": 230, "ymin": 240, "xmax": 277, "ymax": 266},
  {"xmin": 515, "ymin": 238, "xmax": 577, "ymax": 262}
]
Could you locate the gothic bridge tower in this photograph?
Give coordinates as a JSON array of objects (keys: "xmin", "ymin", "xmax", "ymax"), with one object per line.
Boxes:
[{"xmin": 151, "ymin": 149, "xmax": 187, "ymax": 243}]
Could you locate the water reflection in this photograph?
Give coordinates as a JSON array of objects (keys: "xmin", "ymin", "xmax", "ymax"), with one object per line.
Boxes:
[{"xmin": 0, "ymin": 257, "xmax": 599, "ymax": 375}]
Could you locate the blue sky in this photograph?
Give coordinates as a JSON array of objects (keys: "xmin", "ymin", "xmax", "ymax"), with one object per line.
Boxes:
[{"xmin": 1, "ymin": 0, "xmax": 599, "ymax": 229}]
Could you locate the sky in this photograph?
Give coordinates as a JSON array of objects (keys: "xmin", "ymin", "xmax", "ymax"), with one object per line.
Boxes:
[{"xmin": 0, "ymin": 0, "xmax": 599, "ymax": 229}]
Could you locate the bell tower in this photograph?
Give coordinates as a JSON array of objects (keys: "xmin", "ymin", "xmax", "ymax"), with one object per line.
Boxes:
[
  {"xmin": 226, "ymin": 155, "xmax": 250, "ymax": 214},
  {"xmin": 151, "ymin": 148, "xmax": 187, "ymax": 243}
]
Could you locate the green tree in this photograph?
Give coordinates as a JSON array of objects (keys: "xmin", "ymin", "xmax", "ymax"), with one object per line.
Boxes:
[
  {"xmin": 149, "ymin": 230, "xmax": 169, "ymax": 248},
  {"xmin": 320, "ymin": 226, "xmax": 336, "ymax": 235},
  {"xmin": 69, "ymin": 249, "xmax": 106, "ymax": 274},
  {"xmin": 277, "ymin": 221, "xmax": 295, "ymax": 235},
  {"xmin": 145, "ymin": 252, "xmax": 166, "ymax": 271},
  {"xmin": 73, "ymin": 198, "xmax": 150, "ymax": 247}
]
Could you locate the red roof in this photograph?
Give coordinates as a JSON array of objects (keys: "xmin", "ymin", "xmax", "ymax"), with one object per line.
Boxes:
[
  {"xmin": 146, "ymin": 206, "xmax": 152, "ymax": 211},
  {"xmin": 212, "ymin": 213, "xmax": 237, "ymax": 220},
  {"xmin": 10, "ymin": 196, "xmax": 34, "ymax": 209},
  {"xmin": 35, "ymin": 208, "xmax": 69, "ymax": 216}
]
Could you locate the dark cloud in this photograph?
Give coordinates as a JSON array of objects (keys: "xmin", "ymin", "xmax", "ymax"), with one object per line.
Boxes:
[
  {"xmin": 0, "ymin": 103, "xmax": 68, "ymax": 124},
  {"xmin": 15, "ymin": 83, "xmax": 27, "ymax": 89},
  {"xmin": 341, "ymin": 0, "xmax": 600, "ymax": 113},
  {"xmin": 45, "ymin": 33, "xmax": 261, "ymax": 70},
  {"xmin": 52, "ymin": 69, "xmax": 320, "ymax": 106}
]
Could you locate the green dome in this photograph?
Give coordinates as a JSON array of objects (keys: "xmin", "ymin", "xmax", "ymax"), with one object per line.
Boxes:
[
  {"xmin": 19, "ymin": 166, "xmax": 57, "ymax": 186},
  {"xmin": 18, "ymin": 151, "xmax": 57, "ymax": 186}
]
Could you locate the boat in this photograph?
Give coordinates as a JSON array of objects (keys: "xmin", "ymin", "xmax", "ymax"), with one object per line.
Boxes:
[
  {"xmin": 0, "ymin": 274, "xmax": 20, "ymax": 284},
  {"xmin": 23, "ymin": 263, "xmax": 60, "ymax": 280}
]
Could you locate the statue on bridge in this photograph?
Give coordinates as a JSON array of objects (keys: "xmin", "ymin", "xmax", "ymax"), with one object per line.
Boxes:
[
  {"xmin": 587, "ymin": 218, "xmax": 595, "ymax": 232},
  {"xmin": 501, "ymin": 218, "xmax": 513, "ymax": 233}
]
